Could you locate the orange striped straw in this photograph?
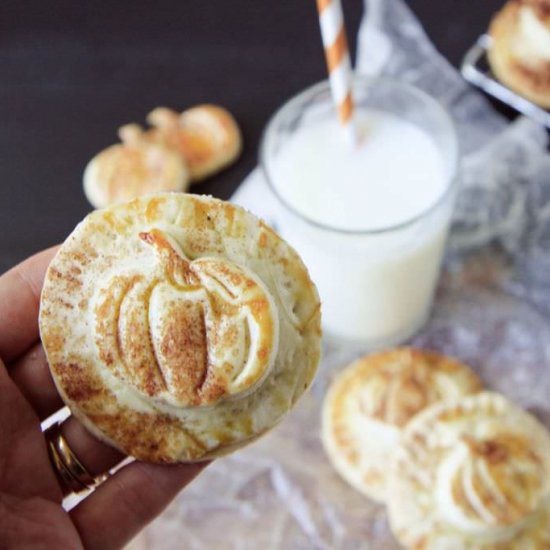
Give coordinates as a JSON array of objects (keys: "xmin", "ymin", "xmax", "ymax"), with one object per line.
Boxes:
[{"xmin": 316, "ymin": 0, "xmax": 356, "ymax": 141}]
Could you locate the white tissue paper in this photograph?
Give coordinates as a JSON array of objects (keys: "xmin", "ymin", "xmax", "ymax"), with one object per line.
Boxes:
[{"xmin": 131, "ymin": 1, "xmax": 550, "ymax": 548}]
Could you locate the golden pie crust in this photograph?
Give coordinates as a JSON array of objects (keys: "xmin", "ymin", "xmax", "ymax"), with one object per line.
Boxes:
[
  {"xmin": 321, "ymin": 348, "xmax": 482, "ymax": 502},
  {"xmin": 40, "ymin": 193, "xmax": 321, "ymax": 462},
  {"xmin": 488, "ymin": 0, "xmax": 550, "ymax": 108},
  {"xmin": 147, "ymin": 104, "xmax": 242, "ymax": 182},
  {"xmin": 83, "ymin": 124, "xmax": 189, "ymax": 209},
  {"xmin": 388, "ymin": 392, "xmax": 550, "ymax": 549}
]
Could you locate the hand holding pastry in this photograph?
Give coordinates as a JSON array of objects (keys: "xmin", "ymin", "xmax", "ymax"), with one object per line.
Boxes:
[
  {"xmin": 0, "ymin": 247, "xmax": 206, "ymax": 549},
  {"xmin": 83, "ymin": 124, "xmax": 189, "ymax": 209}
]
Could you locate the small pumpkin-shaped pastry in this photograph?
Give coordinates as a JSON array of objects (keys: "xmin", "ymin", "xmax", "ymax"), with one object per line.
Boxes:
[
  {"xmin": 147, "ymin": 105, "xmax": 242, "ymax": 182},
  {"xmin": 83, "ymin": 124, "xmax": 189, "ymax": 209},
  {"xmin": 488, "ymin": 0, "xmax": 550, "ymax": 108},
  {"xmin": 94, "ymin": 227, "xmax": 278, "ymax": 408},
  {"xmin": 40, "ymin": 193, "xmax": 321, "ymax": 462},
  {"xmin": 321, "ymin": 348, "xmax": 482, "ymax": 502},
  {"xmin": 388, "ymin": 392, "xmax": 550, "ymax": 549}
]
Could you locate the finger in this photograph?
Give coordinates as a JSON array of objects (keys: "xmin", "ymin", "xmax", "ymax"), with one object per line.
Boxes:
[
  {"xmin": 71, "ymin": 460, "xmax": 207, "ymax": 550},
  {"xmin": 0, "ymin": 246, "xmax": 59, "ymax": 363},
  {"xmin": 60, "ymin": 416, "xmax": 125, "ymax": 481},
  {"xmin": 9, "ymin": 342, "xmax": 64, "ymax": 420},
  {"xmin": 10, "ymin": 343, "xmax": 124, "ymax": 483},
  {"xmin": 0, "ymin": 356, "xmax": 63, "ymax": 501}
]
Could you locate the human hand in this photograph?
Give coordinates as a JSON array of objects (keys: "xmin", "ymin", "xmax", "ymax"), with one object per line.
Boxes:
[{"xmin": 0, "ymin": 248, "xmax": 206, "ymax": 549}]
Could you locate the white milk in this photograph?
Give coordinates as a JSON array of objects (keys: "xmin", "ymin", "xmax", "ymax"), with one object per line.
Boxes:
[{"xmin": 269, "ymin": 110, "xmax": 453, "ymax": 345}]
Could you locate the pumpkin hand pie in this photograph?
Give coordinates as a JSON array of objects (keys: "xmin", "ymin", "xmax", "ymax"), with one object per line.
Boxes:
[
  {"xmin": 387, "ymin": 392, "xmax": 550, "ymax": 549},
  {"xmin": 39, "ymin": 193, "xmax": 321, "ymax": 462},
  {"xmin": 147, "ymin": 105, "xmax": 242, "ymax": 182},
  {"xmin": 83, "ymin": 124, "xmax": 190, "ymax": 209},
  {"xmin": 321, "ymin": 348, "xmax": 482, "ymax": 502},
  {"xmin": 488, "ymin": 0, "xmax": 550, "ymax": 108}
]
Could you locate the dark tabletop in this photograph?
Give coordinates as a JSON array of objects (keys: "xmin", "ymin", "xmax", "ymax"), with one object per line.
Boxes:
[{"xmin": 0, "ymin": 0, "xmax": 504, "ymax": 271}]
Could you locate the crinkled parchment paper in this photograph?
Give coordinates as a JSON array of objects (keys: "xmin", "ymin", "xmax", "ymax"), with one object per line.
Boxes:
[{"xmin": 130, "ymin": 0, "xmax": 550, "ymax": 548}]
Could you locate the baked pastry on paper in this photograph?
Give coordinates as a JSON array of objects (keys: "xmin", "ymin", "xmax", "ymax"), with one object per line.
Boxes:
[
  {"xmin": 489, "ymin": 0, "xmax": 550, "ymax": 108},
  {"xmin": 388, "ymin": 392, "xmax": 550, "ymax": 549},
  {"xmin": 321, "ymin": 348, "xmax": 482, "ymax": 502},
  {"xmin": 83, "ymin": 124, "xmax": 189, "ymax": 209},
  {"xmin": 147, "ymin": 105, "xmax": 242, "ymax": 182},
  {"xmin": 39, "ymin": 193, "xmax": 321, "ymax": 462}
]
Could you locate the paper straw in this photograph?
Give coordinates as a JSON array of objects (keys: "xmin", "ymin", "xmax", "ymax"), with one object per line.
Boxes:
[{"xmin": 316, "ymin": 0, "xmax": 356, "ymax": 140}]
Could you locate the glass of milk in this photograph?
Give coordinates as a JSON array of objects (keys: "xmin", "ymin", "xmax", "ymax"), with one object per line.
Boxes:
[{"xmin": 260, "ymin": 77, "xmax": 458, "ymax": 348}]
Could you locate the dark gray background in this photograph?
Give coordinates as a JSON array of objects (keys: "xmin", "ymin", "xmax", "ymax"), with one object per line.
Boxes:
[{"xmin": 0, "ymin": 0, "xmax": 504, "ymax": 271}]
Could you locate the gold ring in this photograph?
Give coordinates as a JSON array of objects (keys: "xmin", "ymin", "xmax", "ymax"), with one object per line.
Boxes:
[{"xmin": 44, "ymin": 421, "xmax": 109, "ymax": 495}]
